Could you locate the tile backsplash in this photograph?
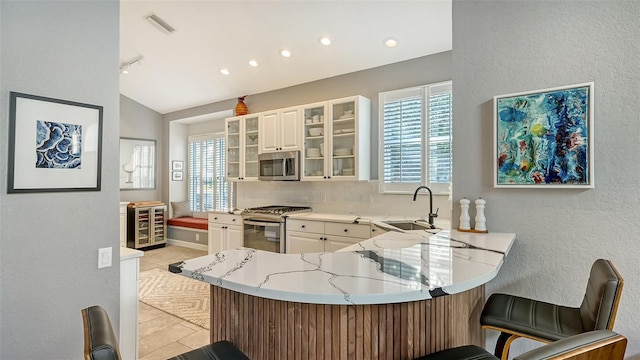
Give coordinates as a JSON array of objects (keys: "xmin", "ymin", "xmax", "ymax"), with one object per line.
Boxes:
[{"xmin": 236, "ymin": 180, "xmax": 452, "ymax": 220}]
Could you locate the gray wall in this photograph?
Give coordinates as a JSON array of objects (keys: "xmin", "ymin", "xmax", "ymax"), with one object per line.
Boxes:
[
  {"xmin": 0, "ymin": 1, "xmax": 120, "ymax": 358},
  {"xmin": 169, "ymin": 122, "xmax": 189, "ymax": 213},
  {"xmin": 165, "ymin": 51, "xmax": 453, "ymax": 179},
  {"xmin": 452, "ymin": 1, "xmax": 640, "ymax": 357},
  {"xmin": 120, "ymin": 94, "xmax": 164, "ymax": 202}
]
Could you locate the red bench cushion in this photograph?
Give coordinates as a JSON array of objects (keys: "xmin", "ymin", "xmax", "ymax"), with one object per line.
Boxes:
[{"xmin": 167, "ymin": 217, "xmax": 208, "ymax": 230}]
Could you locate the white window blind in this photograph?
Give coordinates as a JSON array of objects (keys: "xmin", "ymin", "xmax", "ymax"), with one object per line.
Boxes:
[
  {"xmin": 132, "ymin": 143, "xmax": 155, "ymax": 188},
  {"xmin": 428, "ymin": 84, "xmax": 453, "ymax": 185},
  {"xmin": 188, "ymin": 133, "xmax": 229, "ymax": 212},
  {"xmin": 379, "ymin": 81, "xmax": 452, "ymax": 194}
]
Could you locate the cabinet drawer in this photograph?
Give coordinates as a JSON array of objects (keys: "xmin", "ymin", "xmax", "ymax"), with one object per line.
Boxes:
[
  {"xmin": 324, "ymin": 222, "xmax": 370, "ymax": 239},
  {"xmin": 209, "ymin": 213, "xmax": 241, "ymax": 226},
  {"xmin": 287, "ymin": 219, "xmax": 324, "ymax": 234},
  {"xmin": 325, "ymin": 235, "xmax": 362, "ymax": 252}
]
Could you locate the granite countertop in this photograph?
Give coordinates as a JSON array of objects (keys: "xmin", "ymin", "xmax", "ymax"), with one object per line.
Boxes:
[
  {"xmin": 120, "ymin": 247, "xmax": 143, "ymax": 261},
  {"xmin": 171, "ymin": 229, "xmax": 515, "ymax": 305},
  {"xmin": 286, "ymin": 212, "xmax": 451, "ymax": 229},
  {"xmin": 286, "ymin": 212, "xmax": 364, "ymax": 223}
]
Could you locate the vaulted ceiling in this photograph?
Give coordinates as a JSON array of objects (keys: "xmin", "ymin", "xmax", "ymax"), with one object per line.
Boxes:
[{"xmin": 120, "ymin": 1, "xmax": 452, "ymax": 114}]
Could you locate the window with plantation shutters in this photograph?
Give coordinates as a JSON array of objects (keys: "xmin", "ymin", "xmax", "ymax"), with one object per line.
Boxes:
[
  {"xmin": 188, "ymin": 133, "xmax": 230, "ymax": 212},
  {"xmin": 379, "ymin": 81, "xmax": 452, "ymax": 194}
]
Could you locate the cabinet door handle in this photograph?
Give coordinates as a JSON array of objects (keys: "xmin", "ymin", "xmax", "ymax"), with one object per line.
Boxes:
[
  {"xmin": 301, "ymin": 225, "xmax": 305, "ymax": 228},
  {"xmin": 214, "ymin": 217, "xmax": 218, "ymax": 220},
  {"xmin": 232, "ymin": 219, "xmax": 236, "ymax": 222}
]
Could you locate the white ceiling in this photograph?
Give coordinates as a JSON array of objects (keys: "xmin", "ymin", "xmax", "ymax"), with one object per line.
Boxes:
[{"xmin": 120, "ymin": 1, "xmax": 452, "ymax": 115}]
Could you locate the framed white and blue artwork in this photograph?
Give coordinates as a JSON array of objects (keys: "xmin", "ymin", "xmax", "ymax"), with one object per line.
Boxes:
[
  {"xmin": 493, "ymin": 82, "xmax": 594, "ymax": 188},
  {"xmin": 8, "ymin": 92, "xmax": 103, "ymax": 193}
]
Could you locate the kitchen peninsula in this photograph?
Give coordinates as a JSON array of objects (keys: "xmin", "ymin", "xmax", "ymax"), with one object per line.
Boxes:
[{"xmin": 170, "ymin": 229, "xmax": 515, "ymax": 359}]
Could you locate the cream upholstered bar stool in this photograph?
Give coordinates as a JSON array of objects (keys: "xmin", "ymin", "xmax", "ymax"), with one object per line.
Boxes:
[
  {"xmin": 480, "ymin": 259, "xmax": 624, "ymax": 360},
  {"xmin": 81, "ymin": 305, "xmax": 249, "ymax": 360}
]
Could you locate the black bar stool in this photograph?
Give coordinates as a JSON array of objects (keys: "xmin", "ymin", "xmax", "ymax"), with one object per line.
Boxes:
[
  {"xmin": 414, "ymin": 330, "xmax": 626, "ymax": 360},
  {"xmin": 81, "ymin": 305, "xmax": 249, "ymax": 360},
  {"xmin": 480, "ymin": 259, "xmax": 623, "ymax": 360}
]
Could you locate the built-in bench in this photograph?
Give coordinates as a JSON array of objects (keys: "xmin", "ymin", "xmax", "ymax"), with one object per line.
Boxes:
[
  {"xmin": 167, "ymin": 216, "xmax": 208, "ymax": 251},
  {"xmin": 167, "ymin": 216, "xmax": 208, "ymax": 230}
]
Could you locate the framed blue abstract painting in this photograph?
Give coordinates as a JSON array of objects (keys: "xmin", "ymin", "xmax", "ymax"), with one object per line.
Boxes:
[
  {"xmin": 494, "ymin": 82, "xmax": 594, "ymax": 188},
  {"xmin": 8, "ymin": 92, "xmax": 103, "ymax": 193}
]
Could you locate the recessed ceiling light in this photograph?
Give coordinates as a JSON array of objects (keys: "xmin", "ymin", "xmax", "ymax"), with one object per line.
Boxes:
[
  {"xmin": 384, "ymin": 38, "xmax": 398, "ymax": 48},
  {"xmin": 318, "ymin": 36, "xmax": 332, "ymax": 46},
  {"xmin": 280, "ymin": 49, "xmax": 291, "ymax": 58},
  {"xmin": 249, "ymin": 60, "xmax": 258, "ymax": 67},
  {"xmin": 220, "ymin": 68, "xmax": 230, "ymax": 75}
]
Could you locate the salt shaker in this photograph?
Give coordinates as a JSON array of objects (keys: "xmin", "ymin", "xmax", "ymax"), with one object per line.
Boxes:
[
  {"xmin": 459, "ymin": 198, "xmax": 471, "ymax": 230},
  {"xmin": 474, "ymin": 198, "xmax": 487, "ymax": 232}
]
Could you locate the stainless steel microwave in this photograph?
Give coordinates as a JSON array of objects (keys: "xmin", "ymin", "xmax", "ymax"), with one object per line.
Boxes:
[{"xmin": 258, "ymin": 151, "xmax": 300, "ymax": 181}]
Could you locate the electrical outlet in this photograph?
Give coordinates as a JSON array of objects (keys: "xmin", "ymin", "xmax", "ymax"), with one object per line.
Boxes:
[
  {"xmin": 196, "ymin": 233, "xmax": 200, "ymax": 241},
  {"xmin": 98, "ymin": 247, "xmax": 112, "ymax": 269}
]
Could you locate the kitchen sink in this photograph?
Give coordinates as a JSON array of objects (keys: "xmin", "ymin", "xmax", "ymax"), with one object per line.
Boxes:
[{"xmin": 380, "ymin": 220, "xmax": 434, "ymax": 231}]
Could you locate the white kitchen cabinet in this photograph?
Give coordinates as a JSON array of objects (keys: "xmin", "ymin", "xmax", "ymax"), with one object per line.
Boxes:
[
  {"xmin": 259, "ymin": 106, "xmax": 301, "ymax": 153},
  {"xmin": 301, "ymin": 96, "xmax": 371, "ymax": 181},
  {"xmin": 369, "ymin": 223, "xmax": 388, "ymax": 238},
  {"xmin": 286, "ymin": 219, "xmax": 370, "ymax": 253},
  {"xmin": 119, "ymin": 201, "xmax": 128, "ymax": 247},
  {"xmin": 287, "ymin": 231, "xmax": 325, "ymax": 253},
  {"xmin": 120, "ymin": 247, "xmax": 143, "ymax": 360},
  {"xmin": 208, "ymin": 213, "xmax": 243, "ymax": 254},
  {"xmin": 226, "ymin": 115, "xmax": 259, "ymax": 181},
  {"xmin": 300, "ymin": 102, "xmax": 328, "ymax": 178},
  {"xmin": 324, "ymin": 235, "xmax": 361, "ymax": 252}
]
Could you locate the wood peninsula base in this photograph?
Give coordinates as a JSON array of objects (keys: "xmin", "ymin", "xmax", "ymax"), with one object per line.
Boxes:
[{"xmin": 209, "ymin": 284, "xmax": 485, "ymax": 360}]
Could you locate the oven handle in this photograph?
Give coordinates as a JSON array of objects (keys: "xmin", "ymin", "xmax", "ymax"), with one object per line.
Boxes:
[{"xmin": 243, "ymin": 219, "xmax": 282, "ymax": 227}]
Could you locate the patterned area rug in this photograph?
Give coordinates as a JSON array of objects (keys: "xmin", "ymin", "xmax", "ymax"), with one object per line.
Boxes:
[{"xmin": 139, "ymin": 269, "xmax": 210, "ymax": 329}]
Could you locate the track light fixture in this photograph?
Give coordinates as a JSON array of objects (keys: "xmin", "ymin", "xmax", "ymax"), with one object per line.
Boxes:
[{"xmin": 120, "ymin": 56, "xmax": 144, "ymax": 74}]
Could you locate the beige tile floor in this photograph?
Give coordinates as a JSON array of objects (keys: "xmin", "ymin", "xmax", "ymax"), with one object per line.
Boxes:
[{"xmin": 138, "ymin": 244, "xmax": 209, "ymax": 360}]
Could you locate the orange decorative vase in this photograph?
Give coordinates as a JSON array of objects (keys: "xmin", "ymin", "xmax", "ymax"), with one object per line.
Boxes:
[{"xmin": 235, "ymin": 96, "xmax": 248, "ymax": 116}]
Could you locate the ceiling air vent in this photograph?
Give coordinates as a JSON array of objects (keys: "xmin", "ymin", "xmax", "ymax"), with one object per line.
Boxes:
[{"xmin": 145, "ymin": 13, "xmax": 175, "ymax": 34}]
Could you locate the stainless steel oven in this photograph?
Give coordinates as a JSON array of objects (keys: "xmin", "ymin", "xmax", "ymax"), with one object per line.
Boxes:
[
  {"xmin": 241, "ymin": 205, "xmax": 311, "ymax": 253},
  {"xmin": 258, "ymin": 151, "xmax": 300, "ymax": 181}
]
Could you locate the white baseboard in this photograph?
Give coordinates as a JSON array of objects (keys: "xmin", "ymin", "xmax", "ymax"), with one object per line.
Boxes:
[{"xmin": 166, "ymin": 238, "xmax": 208, "ymax": 252}]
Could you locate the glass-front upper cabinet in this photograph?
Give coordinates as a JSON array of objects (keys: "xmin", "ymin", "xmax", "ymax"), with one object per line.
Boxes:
[
  {"xmin": 226, "ymin": 119, "xmax": 241, "ymax": 179},
  {"xmin": 301, "ymin": 96, "xmax": 371, "ymax": 181},
  {"xmin": 226, "ymin": 115, "xmax": 259, "ymax": 181},
  {"xmin": 244, "ymin": 116, "xmax": 259, "ymax": 178},
  {"xmin": 302, "ymin": 102, "xmax": 328, "ymax": 179},
  {"xmin": 330, "ymin": 98, "xmax": 357, "ymax": 179}
]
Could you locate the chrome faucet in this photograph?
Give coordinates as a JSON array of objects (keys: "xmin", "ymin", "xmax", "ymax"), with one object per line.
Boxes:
[{"xmin": 413, "ymin": 185, "xmax": 438, "ymax": 228}]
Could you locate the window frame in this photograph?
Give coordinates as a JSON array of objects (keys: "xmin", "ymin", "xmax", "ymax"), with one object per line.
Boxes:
[
  {"xmin": 378, "ymin": 81, "xmax": 452, "ymax": 195},
  {"xmin": 187, "ymin": 132, "xmax": 230, "ymax": 212}
]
